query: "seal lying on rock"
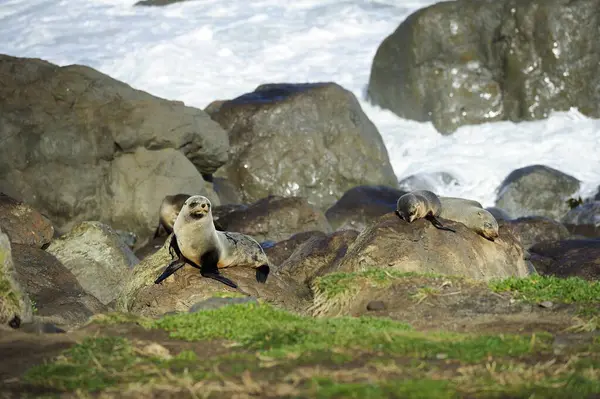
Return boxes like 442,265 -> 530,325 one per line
396,190 -> 456,232
438,197 -> 499,241
153,194 -> 191,238
154,195 -> 270,288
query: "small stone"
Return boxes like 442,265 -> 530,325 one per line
436,353 -> 448,360
19,322 -> 66,334
366,300 -> 386,311
188,297 -> 257,313
538,301 -> 554,308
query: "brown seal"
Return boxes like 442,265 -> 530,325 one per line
438,197 -> 499,241
395,190 -> 455,232
154,195 -> 270,288
153,194 -> 191,238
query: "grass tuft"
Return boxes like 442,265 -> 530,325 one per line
489,275 -> 600,304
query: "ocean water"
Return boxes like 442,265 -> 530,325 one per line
1,0 -> 599,207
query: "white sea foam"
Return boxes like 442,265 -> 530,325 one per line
1,0 -> 599,207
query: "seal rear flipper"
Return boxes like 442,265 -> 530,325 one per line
425,214 -> 456,233
255,265 -> 270,283
153,224 -> 163,239
201,271 -> 238,289
155,259 -> 186,284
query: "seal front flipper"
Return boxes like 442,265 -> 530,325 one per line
425,214 -> 456,233
168,234 -> 181,259
155,259 -> 186,284
255,265 -> 270,283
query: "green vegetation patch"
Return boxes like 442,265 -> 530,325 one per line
23,336 -> 201,391
307,377 -> 456,399
152,302 -> 549,362
490,275 -> 600,304
312,269 -> 451,301
0,250 -> 22,321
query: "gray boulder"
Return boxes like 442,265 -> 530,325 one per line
0,54 -> 226,242
502,216 -> 571,250
367,0 -> 600,133
46,221 -> 139,305
214,195 -> 332,243
11,244 -> 107,329
495,165 -> 580,220
208,82 -> 398,209
325,185 -> 406,231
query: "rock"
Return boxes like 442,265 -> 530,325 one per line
212,177 -> 243,205
208,82 -> 398,209
18,321 -> 66,334
595,186 -> 600,201
366,301 -> 386,311
0,229 -> 33,326
214,195 -> 332,243
398,172 -> 459,192
367,0 -> 600,133
277,230 -> 360,284
11,244 -> 107,329
502,216 -> 571,250
485,207 -> 512,222
0,193 -> 54,248
263,231 -> 327,267
495,165 -> 580,220
115,229 -> 138,249
562,201 -> 600,227
325,185 -> 406,231
116,237 -> 312,317
188,297 -> 258,313
529,239 -> 600,280
0,54 -> 227,243
45,221 -> 139,305
334,213 -> 530,280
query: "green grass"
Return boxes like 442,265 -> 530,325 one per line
307,378 -> 456,399
490,275 -> 600,304
152,302 -> 550,362
312,269 -> 450,300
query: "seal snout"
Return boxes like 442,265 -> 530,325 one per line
185,196 -> 211,219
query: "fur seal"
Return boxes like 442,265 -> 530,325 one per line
153,194 -> 191,238
438,197 -> 499,241
395,190 -> 455,232
154,195 -> 270,288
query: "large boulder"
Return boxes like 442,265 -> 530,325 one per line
0,230 -> 33,327
495,165 -> 580,220
529,239 -> 600,280
11,244 -> 107,329
46,222 -> 139,305
116,236 -> 312,317
0,193 -> 54,248
214,195 -> 332,243
334,213 -> 531,280
0,54 -> 226,242
562,201 -> 600,227
502,216 -> 571,250
207,82 -> 398,209
263,230 -> 327,267
277,230 -> 360,284
367,0 -> 600,133
325,185 -> 406,231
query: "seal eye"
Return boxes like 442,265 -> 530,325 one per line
188,201 -> 198,209
201,203 -> 208,209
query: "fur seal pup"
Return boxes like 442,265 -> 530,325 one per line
154,195 -> 270,288
395,190 -> 456,232
153,194 -> 191,238
438,197 -> 499,241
